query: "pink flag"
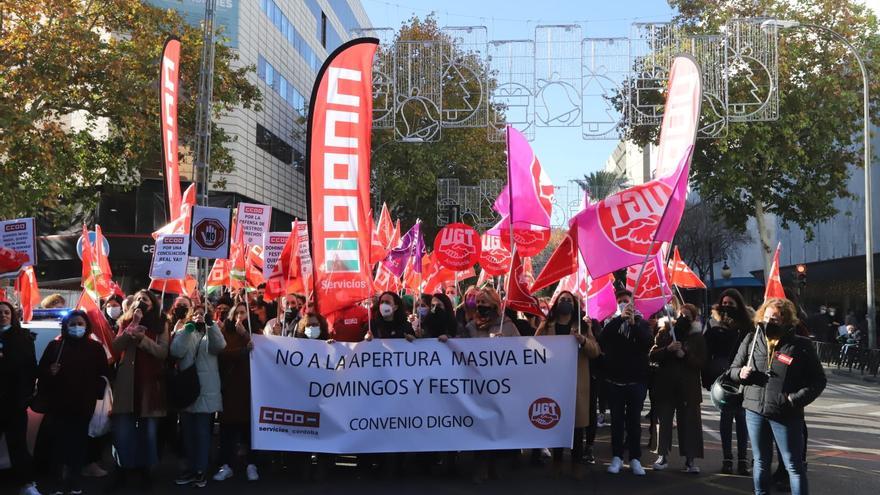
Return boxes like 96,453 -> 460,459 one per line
626,253 -> 672,318
587,273 -> 618,322
492,126 -> 553,256
573,147 -> 693,278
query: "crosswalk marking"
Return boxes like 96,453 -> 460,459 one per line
825,402 -> 866,409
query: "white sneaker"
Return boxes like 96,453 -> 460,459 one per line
20,483 -> 42,495
683,461 -> 701,474
540,447 -> 552,458
652,456 -> 668,471
631,459 -> 646,476
213,464 -> 234,481
246,464 -> 259,481
607,456 -> 623,474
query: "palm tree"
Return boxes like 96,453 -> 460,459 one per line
574,170 -> 630,201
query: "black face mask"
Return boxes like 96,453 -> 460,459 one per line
284,309 -> 297,322
476,305 -> 494,318
557,301 -> 574,316
674,316 -> 692,336
763,321 -> 785,339
173,306 -> 189,320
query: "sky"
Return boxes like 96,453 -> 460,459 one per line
360,0 -> 676,190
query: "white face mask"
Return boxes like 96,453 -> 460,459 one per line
106,306 -> 122,319
379,303 -> 394,317
304,325 -> 321,339
68,325 -> 87,338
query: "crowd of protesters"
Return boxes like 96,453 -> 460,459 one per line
0,282 -> 828,495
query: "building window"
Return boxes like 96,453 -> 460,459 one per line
256,124 -> 294,165
321,12 -> 328,48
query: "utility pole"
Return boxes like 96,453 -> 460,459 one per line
194,0 -> 217,288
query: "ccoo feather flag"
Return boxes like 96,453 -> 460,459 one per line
764,242 -> 786,300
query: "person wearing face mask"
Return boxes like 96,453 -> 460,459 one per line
409,294 -> 432,337
369,291 -> 416,341
599,289 -> 653,476
649,303 -> 707,474
704,289 -> 753,475
264,293 -> 304,337
420,293 -> 460,340
212,294 -> 234,327
108,289 -> 169,492
455,286 -> 479,328
0,301 -> 41,495
535,291 -> 600,480
729,298 -> 826,495
168,296 -> 193,333
460,287 -> 518,483
36,310 -> 110,495
171,305 -> 226,488
102,295 -> 124,334
215,303 -> 261,483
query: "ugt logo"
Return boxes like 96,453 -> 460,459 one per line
529,397 -> 561,430
597,181 -> 672,256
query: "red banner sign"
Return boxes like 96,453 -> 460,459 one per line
308,38 -> 378,316
479,233 -> 511,276
434,223 -> 481,271
160,37 -> 182,220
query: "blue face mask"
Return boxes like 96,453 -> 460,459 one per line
0,324 -> 11,333
68,325 -> 86,338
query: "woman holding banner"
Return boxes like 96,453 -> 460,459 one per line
368,292 -> 415,341
214,302 -> 261,483
461,287 -> 519,484
729,298 -> 826,495
535,291 -> 600,480
170,305 -> 226,488
419,293 -> 460,339
108,289 -> 169,492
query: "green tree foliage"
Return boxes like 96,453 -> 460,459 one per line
370,15 -> 507,239
0,0 -> 261,223
617,0 -> 880,272
574,170 -> 630,200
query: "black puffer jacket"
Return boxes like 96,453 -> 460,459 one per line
728,326 -> 826,420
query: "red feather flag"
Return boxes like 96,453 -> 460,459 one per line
504,249 -> 544,317
15,266 -> 40,323
76,290 -> 119,363
530,228 -> 578,293
667,246 -> 706,289
764,242 -> 786,300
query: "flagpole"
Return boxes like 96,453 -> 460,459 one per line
160,280 -> 167,313
632,238 -> 659,297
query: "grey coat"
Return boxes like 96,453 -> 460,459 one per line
170,323 -> 226,414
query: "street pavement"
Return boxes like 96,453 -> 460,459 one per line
4,366 -> 878,494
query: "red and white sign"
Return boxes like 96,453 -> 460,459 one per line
236,202 -> 272,247
776,353 -> 794,366
479,233 -> 512,276
308,39 -> 378,316
160,38 -> 182,220
434,223 -> 481,271
150,234 -> 190,280
597,180 -> 674,257
529,397 -> 562,430
0,217 -> 36,270
262,231 -> 291,281
189,205 -> 231,259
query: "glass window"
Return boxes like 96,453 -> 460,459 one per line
279,77 -> 287,100
261,0 -> 268,14
266,63 -> 274,89
257,55 -> 265,80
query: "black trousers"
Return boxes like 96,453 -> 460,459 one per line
0,409 -> 34,486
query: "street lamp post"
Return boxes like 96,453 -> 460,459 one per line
763,19 -> 876,348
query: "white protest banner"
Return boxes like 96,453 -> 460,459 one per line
295,222 -> 312,278
236,203 -> 271,247
262,231 -> 290,280
150,234 -> 189,280
250,335 -> 576,453
0,217 -> 37,267
190,205 -> 232,258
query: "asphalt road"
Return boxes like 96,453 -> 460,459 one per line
4,366 -> 878,495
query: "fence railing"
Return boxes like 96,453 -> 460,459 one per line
813,341 -> 880,378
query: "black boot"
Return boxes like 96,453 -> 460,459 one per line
139,467 -> 153,491
737,459 -> 751,476
722,459 -> 733,474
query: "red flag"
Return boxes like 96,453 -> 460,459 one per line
229,228 -> 247,290
0,288 -> 6,302
373,262 -> 401,294
626,253 -> 673,317
369,214 -> 389,265
391,220 -> 401,250
246,245 -> 265,289
504,249 -> 544,317
764,242 -> 786,300
308,38 -> 378,316
76,291 -> 118,363
265,223 -> 298,299
477,268 -> 492,288
15,266 -> 40,323
206,258 -> 231,295
149,276 -> 197,296
530,228 -> 578,293
376,203 -> 394,247
667,246 -> 706,289
81,226 -> 113,299
160,37 -> 182,220
152,184 -> 196,239
0,246 -> 29,274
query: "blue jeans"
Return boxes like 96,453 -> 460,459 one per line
111,414 -> 159,468
721,406 -> 749,460
606,382 -> 648,460
181,412 -> 213,473
745,410 -> 808,495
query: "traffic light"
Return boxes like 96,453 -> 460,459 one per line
796,264 -> 807,288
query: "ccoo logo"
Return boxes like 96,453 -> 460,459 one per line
528,397 -> 561,430
597,181 -> 672,256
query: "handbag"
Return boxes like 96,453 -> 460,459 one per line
167,332 -> 202,410
88,376 -> 113,438
710,326 -> 760,411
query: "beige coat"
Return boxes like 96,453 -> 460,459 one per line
111,325 -> 170,418
536,319 -> 600,428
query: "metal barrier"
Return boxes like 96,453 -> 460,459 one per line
813,341 -> 880,378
